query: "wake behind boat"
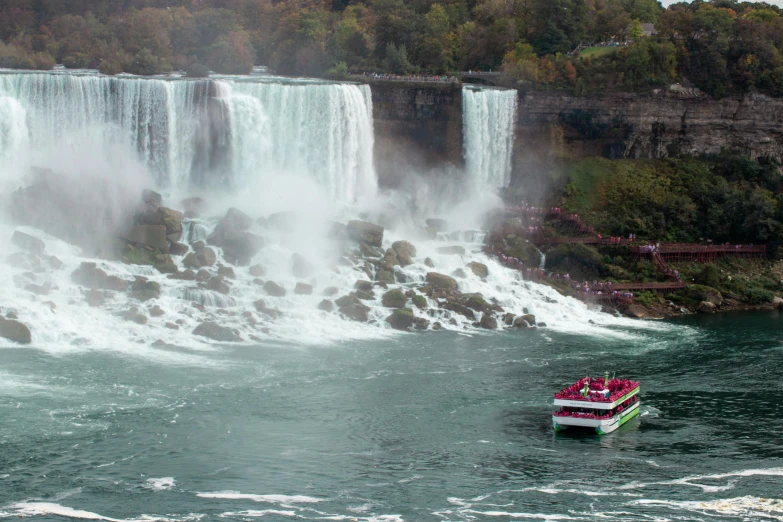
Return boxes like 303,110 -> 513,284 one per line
553,374 -> 640,435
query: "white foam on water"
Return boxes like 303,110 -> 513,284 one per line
7,502 -> 194,522
196,492 -> 324,504
619,467 -> 783,493
218,511 -> 298,518
631,496 -> 783,520
145,477 -> 176,491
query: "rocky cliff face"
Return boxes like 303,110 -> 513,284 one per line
369,81 -> 783,191
515,90 -> 783,162
369,82 -> 463,187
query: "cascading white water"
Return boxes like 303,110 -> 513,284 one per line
224,81 -> 376,202
462,86 -> 518,190
0,72 -> 376,201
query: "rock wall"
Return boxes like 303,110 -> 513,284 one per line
514,90 -> 783,162
368,81 -> 783,191
369,82 -> 463,187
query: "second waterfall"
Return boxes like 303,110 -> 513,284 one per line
462,86 -> 518,191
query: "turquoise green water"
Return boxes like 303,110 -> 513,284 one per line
1,311 -> 782,521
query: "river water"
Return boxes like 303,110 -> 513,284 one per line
1,310 -> 781,521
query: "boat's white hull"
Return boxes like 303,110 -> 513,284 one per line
553,401 -> 641,435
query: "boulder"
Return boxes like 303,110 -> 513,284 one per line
12,230 -> 45,255
318,299 -> 334,312
412,295 -> 428,309
424,257 -> 435,268
436,246 -> 465,256
624,304 -> 663,320
354,280 -> 374,291
687,285 -> 723,307
339,303 -> 370,322
122,225 -> 169,252
154,255 -> 178,274
697,301 -> 717,313
355,290 -> 375,300
347,220 -> 384,248
263,281 -> 286,297
165,322 -> 179,330
514,314 -> 537,328
0,317 -> 32,344
131,277 -> 161,301
426,272 -> 458,292
169,241 -> 189,256
197,247 -> 217,267
295,282 -> 314,295
72,262 -> 131,291
360,242 -> 381,258
183,252 -> 201,269
208,208 -> 262,265
467,262 -> 489,279
142,188 -> 162,208
382,289 -> 407,308
503,313 -> 515,326
149,305 -> 165,317
335,294 -> 359,307
206,275 -> 231,295
466,294 -> 490,312
217,266 -> 236,279
121,309 -> 148,325
479,314 -> 498,329
291,253 -> 314,279
391,241 -> 417,266
253,299 -> 282,318
376,269 -> 395,284
452,268 -> 467,279
191,241 -> 206,253
323,286 -> 339,297
181,197 -> 207,214
25,282 -> 50,296
443,301 -> 475,320
193,322 -> 243,342
134,206 -> 183,242
48,256 -> 64,270
413,317 -> 430,330
249,264 -> 266,277
196,269 -> 211,282
386,308 -> 414,330
222,233 -> 264,266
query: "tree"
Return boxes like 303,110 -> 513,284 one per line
629,19 -> 644,40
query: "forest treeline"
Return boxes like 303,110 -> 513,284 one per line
1,0 -> 783,97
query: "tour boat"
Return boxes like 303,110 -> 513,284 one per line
552,374 -> 640,435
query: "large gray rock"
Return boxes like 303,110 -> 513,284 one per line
122,225 -> 169,252
264,281 -> 286,297
697,301 -> 717,313
391,241 -> 417,266
443,301 -> 475,320
386,308 -> 414,330
197,247 -> 217,267
480,314 -> 498,329
347,220 -> 384,248
136,206 -> 183,242
72,262 -> 131,291
193,322 -> 243,342
382,289 -> 407,308
208,208 -> 262,265
12,230 -> 45,255
0,317 -> 31,344
467,262 -> 489,279
426,272 -> 458,292
295,282 -> 314,295
318,299 -> 334,312
339,303 -> 370,322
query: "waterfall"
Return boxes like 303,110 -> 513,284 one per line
462,86 -> 517,190
0,72 -> 376,201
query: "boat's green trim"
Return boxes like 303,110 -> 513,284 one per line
615,386 -> 640,404
595,404 -> 641,435
554,422 -> 565,432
